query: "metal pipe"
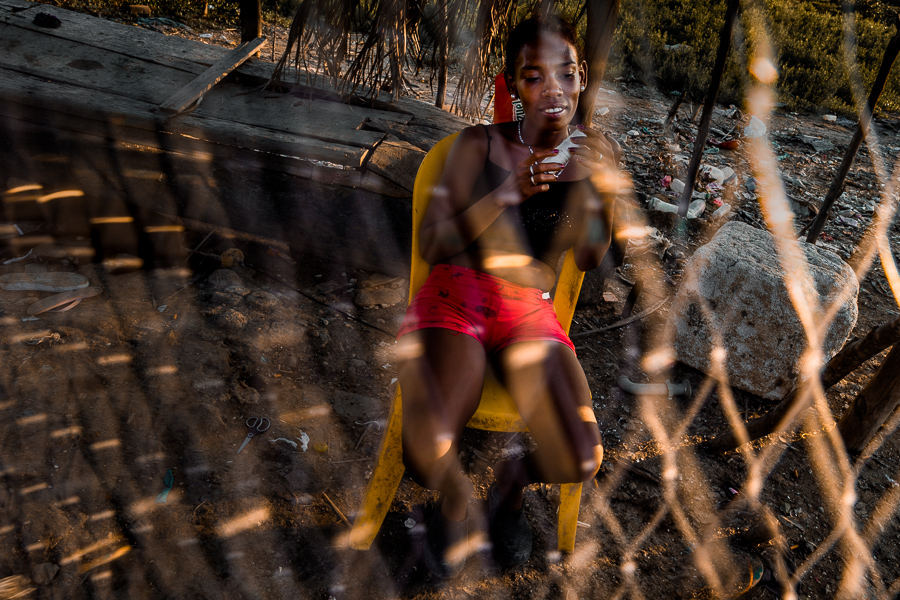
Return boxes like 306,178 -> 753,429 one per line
617,376 -> 691,398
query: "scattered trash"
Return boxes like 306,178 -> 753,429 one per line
199,32 -> 212,38
314,442 -> 328,453
158,304 -> 167,313
597,107 -> 610,116
648,197 -> 705,219
297,432 -> 310,451
721,167 -> 737,185
155,469 -> 174,503
743,115 -> 767,138
745,177 -> 757,192
404,518 -> 416,528
823,114 -> 837,122
33,12 -> 62,27
626,129 -> 640,137
708,138 -> 740,150
0,272 -> 89,292
700,164 -> 725,184
617,375 -> 692,399
2,248 -> 32,264
712,203 -> 732,220
712,197 -> 724,207
270,437 -> 298,449
27,286 -> 103,315
669,179 -> 685,194
660,175 -> 672,189
237,416 -> 271,454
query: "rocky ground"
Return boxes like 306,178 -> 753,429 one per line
2,7 -> 900,600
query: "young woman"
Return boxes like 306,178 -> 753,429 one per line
395,15 -> 619,576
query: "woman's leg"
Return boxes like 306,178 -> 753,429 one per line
397,328 -> 486,521
493,341 -> 603,509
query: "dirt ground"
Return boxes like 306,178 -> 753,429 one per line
3,9 -> 900,600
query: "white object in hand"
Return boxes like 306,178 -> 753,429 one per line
542,130 -> 587,165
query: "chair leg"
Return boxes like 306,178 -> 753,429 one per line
557,482 -> 583,553
349,390 -> 405,550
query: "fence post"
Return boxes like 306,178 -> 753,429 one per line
240,0 -> 261,45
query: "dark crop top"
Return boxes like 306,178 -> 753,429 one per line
471,125 -> 591,262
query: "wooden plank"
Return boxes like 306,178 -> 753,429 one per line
365,134 -> 427,193
160,37 -> 266,114
361,116 -> 448,151
0,66 -> 368,167
0,2 -> 215,74
0,22 -> 198,105
195,82 -> 385,148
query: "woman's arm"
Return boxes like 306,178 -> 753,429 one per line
567,128 -> 621,272
419,126 -> 560,265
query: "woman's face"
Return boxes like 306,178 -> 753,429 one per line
510,33 -> 585,133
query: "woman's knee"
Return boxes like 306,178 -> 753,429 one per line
401,433 -> 457,490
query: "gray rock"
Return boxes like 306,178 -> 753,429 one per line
354,287 -> 404,308
668,221 -> 858,400
31,563 -> 59,585
207,269 -> 243,290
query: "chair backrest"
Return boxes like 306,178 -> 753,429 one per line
409,132 -> 585,335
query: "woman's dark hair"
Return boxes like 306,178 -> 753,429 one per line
504,15 -> 581,76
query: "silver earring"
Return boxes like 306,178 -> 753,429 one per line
580,85 -> 585,92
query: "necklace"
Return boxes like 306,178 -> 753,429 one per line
517,120 -> 534,154
517,120 -> 571,155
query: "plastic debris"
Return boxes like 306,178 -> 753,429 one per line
2,248 -> 32,264
270,437 -> 299,449
823,114 -> 837,122
648,197 -> 706,219
712,203 -> 732,220
297,432 -> 310,451
597,107 -> 610,116
743,115 -> 767,138
404,518 -> 416,528
155,469 -> 174,503
670,179 -> 686,194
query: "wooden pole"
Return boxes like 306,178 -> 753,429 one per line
239,0 -> 261,45
575,0 -> 620,126
703,316 -> 900,453
838,344 -> 900,455
805,16 -> 900,244
434,0 -> 448,109
676,0 -> 739,217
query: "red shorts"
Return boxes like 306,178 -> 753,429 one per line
397,264 -> 576,354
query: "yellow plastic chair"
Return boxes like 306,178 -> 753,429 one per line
349,132 -> 587,552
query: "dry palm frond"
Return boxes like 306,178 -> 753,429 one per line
343,0 -> 409,100
451,0 -> 516,118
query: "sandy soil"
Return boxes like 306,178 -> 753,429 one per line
3,9 -> 900,600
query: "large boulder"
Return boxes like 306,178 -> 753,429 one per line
668,221 -> 858,400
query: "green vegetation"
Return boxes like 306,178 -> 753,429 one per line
608,0 -> 900,115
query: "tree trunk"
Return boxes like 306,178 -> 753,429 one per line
838,344 -> 900,455
806,16 -> 900,244
240,0 -> 261,44
434,0 -> 448,109
575,0 -> 620,126
676,0 -> 739,217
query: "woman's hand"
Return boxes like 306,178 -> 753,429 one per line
496,148 -> 564,206
568,126 -> 621,194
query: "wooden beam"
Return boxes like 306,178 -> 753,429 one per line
159,37 -> 267,114
838,344 -> 900,455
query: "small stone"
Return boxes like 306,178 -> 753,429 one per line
232,381 -> 260,404
32,563 -> 59,585
215,308 -> 248,330
207,269 -> 243,290
354,287 -> 404,308
245,290 -> 278,310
